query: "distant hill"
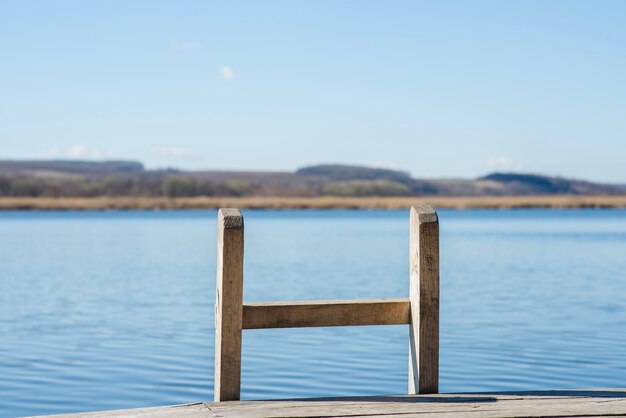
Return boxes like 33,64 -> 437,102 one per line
297,164 -> 412,183
297,166 -> 625,196
0,160 -> 144,178
0,160 -> 623,198
479,172 -> 625,195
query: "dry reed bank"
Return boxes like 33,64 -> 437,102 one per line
1,195 -> 626,210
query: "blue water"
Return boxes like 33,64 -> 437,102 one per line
1,209 -> 626,417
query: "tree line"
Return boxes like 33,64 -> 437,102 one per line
0,174 -> 258,197
0,173 -> 420,198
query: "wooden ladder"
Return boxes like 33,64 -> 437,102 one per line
214,206 -> 440,401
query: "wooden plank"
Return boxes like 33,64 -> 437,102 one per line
242,298 -> 410,329
39,389 -> 626,417
37,403 -> 211,418
214,208 -> 244,402
202,394 -> 626,418
408,205 -> 439,395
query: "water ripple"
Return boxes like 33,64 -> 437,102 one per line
1,209 -> 626,416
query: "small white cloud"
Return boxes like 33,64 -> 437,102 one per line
371,161 -> 399,170
151,147 -> 201,160
169,41 -> 202,51
45,145 -> 113,160
68,145 -> 88,158
486,155 -> 524,172
221,66 -> 235,81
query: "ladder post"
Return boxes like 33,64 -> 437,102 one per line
408,205 -> 440,394
214,208 -> 244,401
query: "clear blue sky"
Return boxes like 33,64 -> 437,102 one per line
1,1 -> 625,182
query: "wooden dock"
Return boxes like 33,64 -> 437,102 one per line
39,389 -> 626,417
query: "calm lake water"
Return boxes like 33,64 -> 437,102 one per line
1,209 -> 626,417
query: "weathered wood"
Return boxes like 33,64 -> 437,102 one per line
242,298 -> 410,329
408,205 -> 439,395
214,209 -> 244,402
211,206 -> 438,401
39,389 -> 626,417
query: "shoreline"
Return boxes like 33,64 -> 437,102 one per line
1,195 -> 626,210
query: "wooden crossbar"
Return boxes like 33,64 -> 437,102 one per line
243,298 -> 410,329
213,206 -> 440,402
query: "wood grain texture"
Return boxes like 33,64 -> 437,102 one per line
242,298 -> 410,329
214,209 -> 244,402
408,205 -> 439,395
39,389 -> 626,417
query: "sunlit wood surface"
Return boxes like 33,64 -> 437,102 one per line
39,389 -> 626,417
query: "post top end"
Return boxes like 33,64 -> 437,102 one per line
218,208 -> 244,229
411,205 -> 438,224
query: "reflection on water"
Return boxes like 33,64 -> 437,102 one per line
1,209 -> 626,416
